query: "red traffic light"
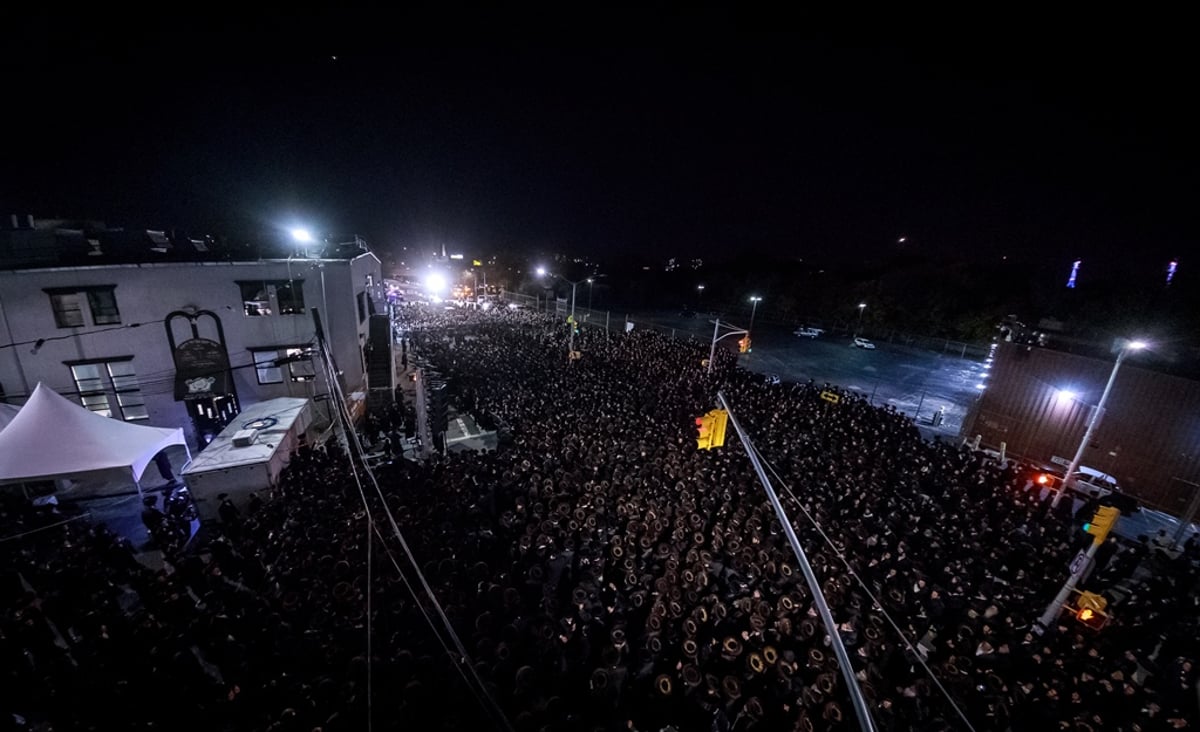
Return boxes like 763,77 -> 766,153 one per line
1037,473 -> 1051,485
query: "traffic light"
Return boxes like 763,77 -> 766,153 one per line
708,409 -> 727,448
696,415 -> 712,449
695,409 -> 729,450
1082,506 -> 1120,546
1072,591 -> 1109,630
738,336 -> 751,354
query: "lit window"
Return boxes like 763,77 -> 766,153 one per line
253,350 -> 284,384
68,358 -> 147,421
238,280 -> 305,316
251,347 -> 314,385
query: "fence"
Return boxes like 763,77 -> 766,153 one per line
501,291 -> 710,342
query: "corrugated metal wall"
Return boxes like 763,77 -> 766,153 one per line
966,343 -> 1200,513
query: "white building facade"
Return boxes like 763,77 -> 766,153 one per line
0,253 -> 385,447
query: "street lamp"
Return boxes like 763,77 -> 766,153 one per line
708,319 -> 749,374
291,228 -> 314,244
748,296 -> 762,334
1050,339 -> 1147,508
586,274 -> 607,311
697,284 -> 706,307
538,268 -> 598,360
855,302 -> 867,337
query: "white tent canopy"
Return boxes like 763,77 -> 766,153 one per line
0,402 -> 19,433
0,382 -> 189,485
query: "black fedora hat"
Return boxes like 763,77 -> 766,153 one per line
823,701 -> 843,722
722,637 -> 743,657
748,652 -> 765,674
590,668 -> 608,690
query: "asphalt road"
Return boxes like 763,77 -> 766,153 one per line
627,312 -> 990,438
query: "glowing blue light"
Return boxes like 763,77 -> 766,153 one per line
1066,259 -> 1081,289
1167,260 -> 1178,286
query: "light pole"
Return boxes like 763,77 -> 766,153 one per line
855,302 -> 866,337
538,267 -> 597,360
748,296 -> 762,334
585,274 -> 607,313
1051,339 -> 1147,508
697,284 -> 705,308
708,319 -> 749,374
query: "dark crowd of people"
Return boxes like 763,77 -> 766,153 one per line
2,305 -> 1198,732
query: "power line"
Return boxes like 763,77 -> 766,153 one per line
0,319 -> 170,352
717,389 -> 877,732
314,329 -> 514,732
751,441 -> 980,732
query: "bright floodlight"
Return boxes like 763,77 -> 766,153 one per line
858,302 -> 867,309
1056,389 -> 1077,402
750,295 -> 762,302
536,267 -> 547,277
425,273 -> 447,293
291,228 -> 314,243
1127,340 -> 1148,350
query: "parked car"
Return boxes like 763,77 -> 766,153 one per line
1068,469 -> 1120,499
794,327 -> 822,338
851,337 -> 876,349
1034,465 -> 1126,502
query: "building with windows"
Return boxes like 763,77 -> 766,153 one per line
0,220 -> 390,446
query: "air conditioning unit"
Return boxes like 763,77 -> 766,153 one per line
232,429 -> 260,447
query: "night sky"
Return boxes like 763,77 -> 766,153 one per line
2,11 -> 1194,276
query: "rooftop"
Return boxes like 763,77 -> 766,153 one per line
0,215 -> 370,271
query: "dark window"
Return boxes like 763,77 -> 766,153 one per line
357,292 -> 367,324
86,288 -> 121,324
277,281 -> 306,314
46,286 -> 120,328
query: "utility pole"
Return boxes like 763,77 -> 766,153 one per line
1037,506 -> 1120,632
708,319 -> 748,374
1052,340 -> 1146,508
568,281 -> 577,357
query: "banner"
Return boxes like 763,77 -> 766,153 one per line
173,338 -> 232,400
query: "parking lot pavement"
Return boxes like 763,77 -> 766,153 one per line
623,312 -> 987,435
